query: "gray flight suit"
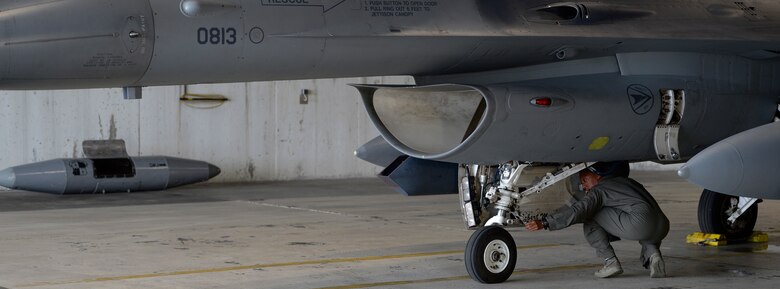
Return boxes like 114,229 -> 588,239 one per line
544,175 -> 669,267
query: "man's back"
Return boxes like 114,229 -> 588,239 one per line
591,176 -> 666,218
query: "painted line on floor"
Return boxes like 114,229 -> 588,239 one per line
240,201 -> 361,218
314,263 -> 602,289
16,244 -> 561,287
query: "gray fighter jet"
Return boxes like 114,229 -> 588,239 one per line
1,0 -> 779,283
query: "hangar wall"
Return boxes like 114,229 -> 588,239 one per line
0,75 -> 674,184
0,76 -> 414,182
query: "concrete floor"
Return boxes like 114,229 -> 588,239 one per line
0,171 -> 779,289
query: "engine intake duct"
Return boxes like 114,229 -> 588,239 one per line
353,84 -> 489,159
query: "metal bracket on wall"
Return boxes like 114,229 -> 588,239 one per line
123,86 -> 142,100
300,89 -> 310,104
179,85 -> 229,109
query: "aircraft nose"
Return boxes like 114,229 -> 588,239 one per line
0,167 -> 16,189
207,164 -> 221,179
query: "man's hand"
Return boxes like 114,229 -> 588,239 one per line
525,219 -> 545,231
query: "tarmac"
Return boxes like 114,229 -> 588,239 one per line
0,171 -> 779,289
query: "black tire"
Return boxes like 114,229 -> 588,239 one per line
698,189 -> 758,240
465,226 -> 517,284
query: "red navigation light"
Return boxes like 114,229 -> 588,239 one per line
531,97 -> 553,107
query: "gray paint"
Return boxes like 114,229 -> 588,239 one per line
0,0 -> 155,89
378,156 -> 458,196
415,56 -> 621,86
354,136 -> 403,168
0,1 -> 779,88
0,156 -> 220,194
359,53 -> 779,164
678,121 -> 780,199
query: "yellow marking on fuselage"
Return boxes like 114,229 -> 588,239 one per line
588,137 -> 610,150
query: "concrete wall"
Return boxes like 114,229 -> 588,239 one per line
0,76 -> 414,182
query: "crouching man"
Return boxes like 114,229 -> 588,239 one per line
525,162 -> 669,278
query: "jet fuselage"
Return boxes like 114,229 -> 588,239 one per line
0,0 -> 778,89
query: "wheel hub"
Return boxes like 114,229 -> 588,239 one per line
491,251 -> 502,261
484,240 -> 510,273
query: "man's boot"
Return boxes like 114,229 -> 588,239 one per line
649,253 -> 666,278
594,257 -> 623,278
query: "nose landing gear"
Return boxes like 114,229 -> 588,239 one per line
460,162 -> 588,283
465,226 -> 517,283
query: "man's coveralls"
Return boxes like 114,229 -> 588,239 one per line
543,175 -> 669,267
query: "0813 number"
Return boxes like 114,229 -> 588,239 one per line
197,27 -> 237,45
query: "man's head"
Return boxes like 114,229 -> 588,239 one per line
579,170 -> 602,192
579,161 -> 631,192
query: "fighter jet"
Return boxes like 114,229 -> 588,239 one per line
1,0 -> 779,284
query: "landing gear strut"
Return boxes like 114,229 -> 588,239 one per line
698,189 -> 759,240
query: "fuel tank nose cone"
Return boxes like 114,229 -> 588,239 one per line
208,164 -> 221,179
0,168 -> 15,189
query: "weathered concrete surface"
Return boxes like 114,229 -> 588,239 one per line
0,171 -> 778,289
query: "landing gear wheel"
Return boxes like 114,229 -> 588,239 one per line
465,226 -> 517,284
698,189 -> 758,240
